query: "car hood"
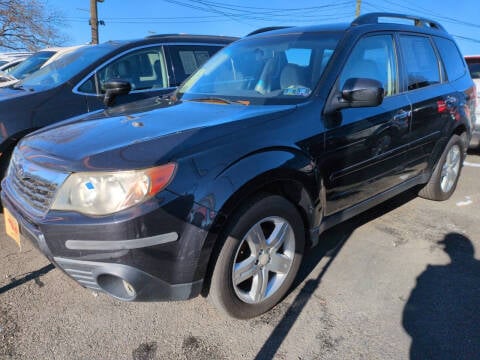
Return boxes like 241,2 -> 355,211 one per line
0,85 -> 37,98
19,99 -> 297,172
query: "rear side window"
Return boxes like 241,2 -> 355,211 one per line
434,37 -> 466,81
167,45 -> 222,86
399,35 -> 440,90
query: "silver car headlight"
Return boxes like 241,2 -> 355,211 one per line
51,163 -> 176,216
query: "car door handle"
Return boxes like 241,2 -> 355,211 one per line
393,110 -> 411,121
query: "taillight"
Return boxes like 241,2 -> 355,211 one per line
437,100 -> 447,113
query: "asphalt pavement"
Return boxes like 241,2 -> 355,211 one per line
1,152 -> 479,360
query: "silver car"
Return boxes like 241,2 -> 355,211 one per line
466,55 -> 480,148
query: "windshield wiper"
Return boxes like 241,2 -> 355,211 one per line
11,83 -> 34,91
186,97 -> 249,105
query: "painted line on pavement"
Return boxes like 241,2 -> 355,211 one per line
464,161 -> 480,168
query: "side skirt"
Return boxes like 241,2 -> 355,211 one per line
309,173 -> 430,247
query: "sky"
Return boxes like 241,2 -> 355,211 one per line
47,0 -> 480,55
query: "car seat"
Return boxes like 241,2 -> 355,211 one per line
280,63 -> 308,88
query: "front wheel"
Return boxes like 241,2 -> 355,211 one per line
419,134 -> 465,201
208,195 -> 305,319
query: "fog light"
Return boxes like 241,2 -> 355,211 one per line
97,274 -> 137,300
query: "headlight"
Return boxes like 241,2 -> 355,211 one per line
51,163 -> 176,216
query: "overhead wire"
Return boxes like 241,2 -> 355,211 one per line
64,0 -> 355,25
63,0 -> 479,47
362,0 -> 480,46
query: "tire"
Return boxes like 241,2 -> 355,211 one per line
419,134 -> 465,201
208,194 -> 305,319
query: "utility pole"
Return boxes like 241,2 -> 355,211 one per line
90,0 -> 104,44
355,0 -> 361,17
90,0 -> 99,44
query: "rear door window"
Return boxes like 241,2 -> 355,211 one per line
166,45 -> 223,86
399,35 -> 440,90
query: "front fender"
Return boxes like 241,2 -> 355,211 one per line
168,147 -> 319,231
166,148 -> 321,289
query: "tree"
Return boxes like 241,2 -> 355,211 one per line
0,0 -> 67,51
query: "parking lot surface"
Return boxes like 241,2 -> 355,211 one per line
1,153 -> 479,360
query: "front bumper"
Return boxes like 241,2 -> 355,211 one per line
53,257 -> 202,301
1,188 -> 212,301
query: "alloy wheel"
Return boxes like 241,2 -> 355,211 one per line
231,216 -> 295,304
440,144 -> 461,193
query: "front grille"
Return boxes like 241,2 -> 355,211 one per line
10,165 -> 58,212
6,150 -> 69,215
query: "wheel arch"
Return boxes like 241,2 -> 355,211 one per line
451,123 -> 468,151
427,123 -> 468,173
196,148 -> 322,296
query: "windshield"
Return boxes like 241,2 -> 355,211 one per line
178,31 -> 341,105
17,44 -> 117,90
10,51 -> 55,80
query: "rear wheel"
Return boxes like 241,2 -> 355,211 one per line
208,195 -> 305,319
419,134 -> 464,201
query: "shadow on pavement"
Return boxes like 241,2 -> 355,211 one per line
0,263 -> 54,295
402,232 -> 480,359
254,188 -> 419,360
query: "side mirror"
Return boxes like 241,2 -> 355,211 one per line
103,80 -> 132,107
328,78 -> 384,113
342,78 -> 384,106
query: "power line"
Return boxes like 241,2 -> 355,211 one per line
65,1 -> 356,25
367,0 -> 480,29
452,35 -> 480,45
161,0 -> 354,20
66,0 -> 479,47
362,0 -> 480,45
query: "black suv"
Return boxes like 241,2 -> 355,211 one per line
0,34 -> 236,175
2,13 -> 475,318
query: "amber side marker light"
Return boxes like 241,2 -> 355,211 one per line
146,163 -> 177,196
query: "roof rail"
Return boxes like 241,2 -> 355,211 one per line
246,26 -> 292,36
145,34 -> 187,39
351,12 -> 445,31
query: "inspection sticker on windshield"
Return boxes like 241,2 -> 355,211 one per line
283,86 -> 311,96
